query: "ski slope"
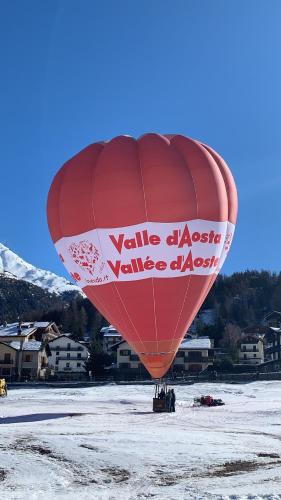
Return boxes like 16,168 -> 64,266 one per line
1,382 -> 281,499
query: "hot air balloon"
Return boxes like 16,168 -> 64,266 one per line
47,134 -> 237,379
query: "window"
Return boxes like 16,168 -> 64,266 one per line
176,351 -> 184,358
253,345 -> 257,351
189,363 -> 202,373
4,353 -> 11,363
56,351 -> 59,355
130,354 -> 139,361
244,354 -> 247,359
77,353 -> 81,359
120,350 -> 130,356
253,353 -> 257,358
55,359 -> 59,365
66,362 -> 70,368
67,343 -> 71,350
242,345 -> 246,351
187,351 -> 203,361
67,353 -> 70,358
24,354 -> 31,362
77,362 -> 81,368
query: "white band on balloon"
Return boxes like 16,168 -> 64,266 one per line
55,220 -> 235,287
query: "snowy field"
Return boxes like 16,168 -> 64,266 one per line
1,382 -> 281,499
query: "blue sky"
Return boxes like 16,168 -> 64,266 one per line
0,0 -> 280,278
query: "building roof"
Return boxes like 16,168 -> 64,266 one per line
103,331 -> 122,337
264,311 -> 281,320
111,336 -> 212,352
34,322 -> 51,328
6,340 -> 44,351
240,335 -> 263,344
0,323 -> 36,337
179,337 -> 211,350
0,321 -> 59,338
100,325 -> 119,335
47,335 -> 88,349
110,339 -> 127,350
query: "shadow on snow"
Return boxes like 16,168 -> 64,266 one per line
0,412 -> 85,424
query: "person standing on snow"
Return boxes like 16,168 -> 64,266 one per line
170,389 -> 176,412
166,389 -> 172,412
159,388 -> 165,400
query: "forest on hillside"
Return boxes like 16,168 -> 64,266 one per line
1,270 -> 281,349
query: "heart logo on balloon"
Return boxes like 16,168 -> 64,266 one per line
68,240 -> 100,276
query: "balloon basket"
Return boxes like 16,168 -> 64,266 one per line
152,381 -> 170,413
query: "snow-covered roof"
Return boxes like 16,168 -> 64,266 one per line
48,334 -> 87,347
179,338 -> 211,350
0,323 -> 36,337
100,325 -> 119,335
111,337 -> 212,352
264,311 -> 281,319
34,322 -> 51,328
7,340 -> 43,351
110,339 -> 127,350
103,331 -> 122,337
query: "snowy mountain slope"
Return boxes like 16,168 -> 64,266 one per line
0,243 -> 82,295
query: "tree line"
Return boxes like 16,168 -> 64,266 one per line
2,270 -> 281,362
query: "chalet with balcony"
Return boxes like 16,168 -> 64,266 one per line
100,325 -> 123,354
261,313 -> 281,361
264,311 -> 281,328
0,340 -> 50,381
263,327 -> 281,361
173,337 -> 214,373
111,336 -> 213,378
238,335 -> 264,365
48,335 -> 89,379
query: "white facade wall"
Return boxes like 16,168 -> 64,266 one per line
239,341 -> 264,364
117,343 -> 137,368
48,336 -> 89,374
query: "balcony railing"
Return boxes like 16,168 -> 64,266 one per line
63,367 -> 72,371
54,356 -> 87,361
50,347 -> 84,352
0,360 -> 13,365
241,349 -> 258,353
184,356 -> 211,363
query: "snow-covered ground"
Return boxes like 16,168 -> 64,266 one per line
1,382 -> 281,499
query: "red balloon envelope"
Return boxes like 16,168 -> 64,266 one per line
47,134 -> 238,378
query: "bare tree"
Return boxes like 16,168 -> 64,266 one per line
220,323 -> 242,361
